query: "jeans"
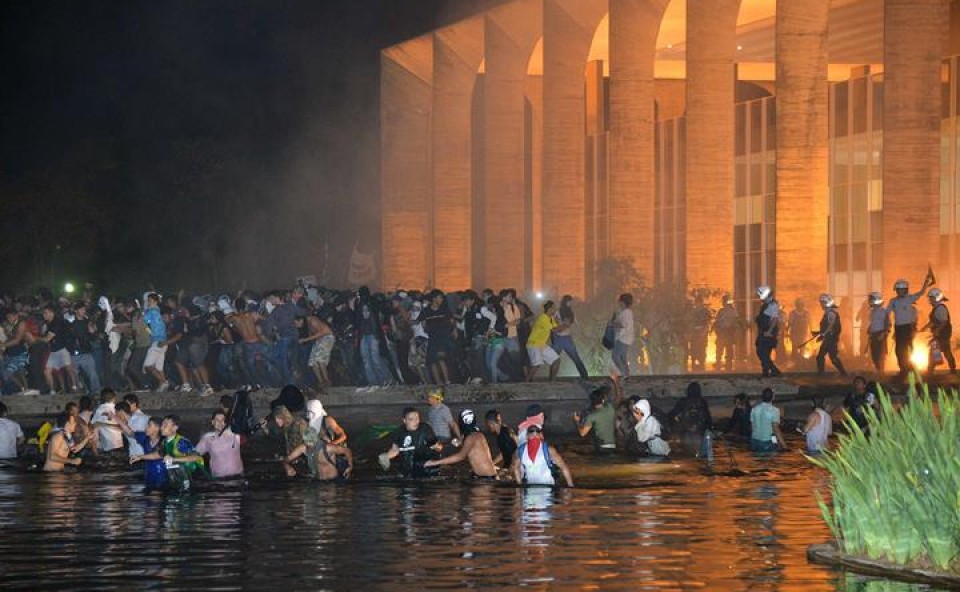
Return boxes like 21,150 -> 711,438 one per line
360,334 -> 392,385
243,342 -> 279,387
71,352 -> 101,395
750,438 -> 777,453
503,336 -> 522,380
551,334 -> 588,379
612,341 -> 631,377
486,340 -> 508,383
816,337 -> 846,375
270,337 -> 297,385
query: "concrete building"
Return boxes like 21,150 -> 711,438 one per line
381,0 -> 960,353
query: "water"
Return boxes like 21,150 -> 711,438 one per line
0,441 -> 944,591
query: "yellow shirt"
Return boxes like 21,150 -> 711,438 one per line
527,313 -> 556,348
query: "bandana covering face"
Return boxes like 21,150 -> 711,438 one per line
526,435 -> 542,461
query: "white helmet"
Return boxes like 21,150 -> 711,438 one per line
868,292 -> 883,306
722,294 -> 733,305
818,293 -> 835,308
929,288 -> 946,303
894,279 -> 909,291
756,286 -> 772,301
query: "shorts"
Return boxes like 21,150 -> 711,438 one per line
309,334 -> 335,366
176,337 -> 208,368
409,337 -> 428,368
526,345 -> 559,367
2,352 -> 28,376
427,335 -> 455,364
143,343 -> 168,372
45,348 -> 72,371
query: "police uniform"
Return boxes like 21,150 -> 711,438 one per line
816,307 -> 846,375
713,305 -> 738,371
889,290 -> 924,377
929,301 -> 956,374
755,300 -> 781,377
867,306 -> 890,373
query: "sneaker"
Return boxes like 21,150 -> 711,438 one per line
19,389 -> 40,396
155,381 -> 170,393
178,384 -> 193,393
200,385 -> 215,397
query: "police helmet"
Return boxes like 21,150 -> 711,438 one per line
868,292 -> 884,306
894,279 -> 909,291
929,288 -> 946,303
756,286 -> 772,301
818,293 -> 835,308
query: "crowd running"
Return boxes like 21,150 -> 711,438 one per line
1,272 -> 950,397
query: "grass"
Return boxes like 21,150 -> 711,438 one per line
811,382 -> 960,572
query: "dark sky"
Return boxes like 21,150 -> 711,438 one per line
0,0 -> 500,296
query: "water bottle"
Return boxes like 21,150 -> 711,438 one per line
702,430 -> 714,461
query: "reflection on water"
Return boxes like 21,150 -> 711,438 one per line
0,446 -> 944,590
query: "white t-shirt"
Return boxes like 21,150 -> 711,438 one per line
92,403 -> 124,452
0,418 -> 24,459
616,308 -> 635,345
126,410 -> 150,457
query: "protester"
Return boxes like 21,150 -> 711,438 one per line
44,412 -> 84,471
484,409 -> 518,467
802,396 -> 832,454
573,387 -> 617,451
425,389 -> 461,445
630,399 -> 670,457
91,389 -> 124,454
512,422 -> 574,487
378,407 -> 441,478
195,411 -> 244,479
0,402 -> 24,460
424,409 -> 498,479
668,382 -> 713,454
750,388 -> 786,452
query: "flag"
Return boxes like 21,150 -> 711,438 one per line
927,263 -> 937,286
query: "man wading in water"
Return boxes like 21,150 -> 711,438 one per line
424,409 -> 498,479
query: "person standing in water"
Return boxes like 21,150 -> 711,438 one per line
512,423 -> 574,487
424,409 -> 498,479
801,396 -> 832,454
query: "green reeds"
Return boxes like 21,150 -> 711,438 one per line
811,384 -> 960,572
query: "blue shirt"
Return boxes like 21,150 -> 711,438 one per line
143,308 -> 166,343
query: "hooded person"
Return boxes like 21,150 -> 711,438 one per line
631,399 -> 670,457
306,398 -> 347,445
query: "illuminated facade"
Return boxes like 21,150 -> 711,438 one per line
382,0 -> 960,347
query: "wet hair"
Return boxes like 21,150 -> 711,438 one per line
761,388 -> 774,403
100,388 -> 117,403
402,406 -> 418,418
543,300 -> 555,312
734,393 -> 751,408
686,382 -> 702,399
79,396 -> 94,412
56,412 -> 72,428
0,402 -> 6,417
211,410 -> 227,421
853,375 -> 867,387
114,402 -> 131,415
812,395 -> 826,410
148,416 -> 163,429
65,401 -> 79,415
163,414 -> 181,428
484,409 -> 501,424
123,393 -> 140,407
589,387 -> 607,407
619,293 -> 634,307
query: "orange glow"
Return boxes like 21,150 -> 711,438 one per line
911,341 -> 930,373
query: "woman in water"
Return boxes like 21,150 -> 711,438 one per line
631,399 -> 670,457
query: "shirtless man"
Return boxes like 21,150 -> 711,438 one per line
1,308 -> 35,394
424,409 -> 498,479
227,297 -> 271,387
298,314 -> 335,386
284,435 -> 353,481
44,412 -> 84,471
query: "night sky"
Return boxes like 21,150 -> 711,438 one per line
0,0 -> 502,296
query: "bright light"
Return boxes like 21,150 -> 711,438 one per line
64,282 -> 75,294
911,342 -> 930,373
535,292 -> 544,300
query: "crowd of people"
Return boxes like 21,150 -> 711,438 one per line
0,374 -> 882,494
1,274 -> 946,400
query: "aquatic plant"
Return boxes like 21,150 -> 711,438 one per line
812,384 -> 960,572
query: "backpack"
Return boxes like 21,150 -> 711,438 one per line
601,314 -> 616,350
229,389 -> 259,436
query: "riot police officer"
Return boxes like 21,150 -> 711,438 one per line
865,292 -> 889,374
925,288 -> 956,375
814,293 -> 846,376
754,286 -> 781,378
888,276 -> 931,380
713,295 -> 738,372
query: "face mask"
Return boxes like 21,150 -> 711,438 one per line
265,302 -> 276,314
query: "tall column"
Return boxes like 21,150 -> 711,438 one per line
609,0 -> 671,286
775,0 -> 830,308
541,0 -> 607,297
684,0 -> 738,293
481,1 -> 541,290
882,0 -> 948,289
380,37 -> 433,289
432,19 -> 484,291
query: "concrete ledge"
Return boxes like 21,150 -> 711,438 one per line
807,543 -> 960,588
1,375 -> 803,419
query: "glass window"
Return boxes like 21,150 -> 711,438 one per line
835,83 -> 849,138
735,104 -> 746,156
735,225 -> 746,253
766,98 -> 776,149
852,243 -> 867,270
872,78 -> 883,132
852,77 -> 867,135
749,223 -> 762,250
750,101 -> 763,152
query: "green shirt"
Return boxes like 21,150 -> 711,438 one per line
750,402 -> 780,442
586,404 -> 616,447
